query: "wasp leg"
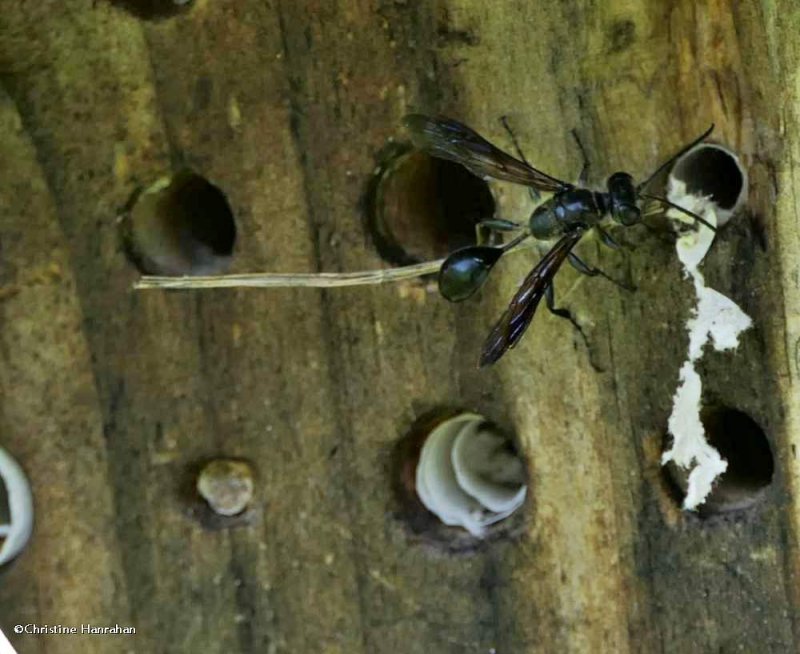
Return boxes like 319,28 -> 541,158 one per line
500,115 -> 542,202
568,253 -> 636,291
479,218 -> 524,232
544,281 -> 574,321
545,282 -> 592,351
595,225 -> 623,250
571,129 -> 591,186
474,222 -> 491,246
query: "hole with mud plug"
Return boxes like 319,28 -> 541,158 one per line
394,409 -> 528,551
664,406 -> 773,514
122,170 -> 236,276
365,144 -> 495,266
189,458 -> 256,530
108,0 -> 193,20
667,142 -> 747,228
0,447 -> 34,568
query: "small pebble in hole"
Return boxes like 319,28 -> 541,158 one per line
366,145 -> 495,266
196,459 -> 255,517
122,170 -> 237,276
393,408 -> 528,551
664,406 -> 773,514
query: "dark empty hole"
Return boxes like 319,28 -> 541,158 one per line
108,0 -> 193,20
123,170 -> 236,276
665,406 -> 773,514
607,18 -> 636,53
671,145 -> 745,210
366,147 -> 495,266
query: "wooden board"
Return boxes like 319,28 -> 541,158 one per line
1,1 -> 799,652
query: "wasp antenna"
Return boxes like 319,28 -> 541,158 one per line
637,124 -> 715,193
639,193 -> 718,232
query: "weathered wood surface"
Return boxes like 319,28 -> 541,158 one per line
1,1 -> 799,652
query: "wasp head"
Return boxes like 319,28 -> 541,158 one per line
607,172 -> 641,226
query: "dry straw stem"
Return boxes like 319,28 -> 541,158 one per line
133,259 -> 444,290
133,240 -> 543,291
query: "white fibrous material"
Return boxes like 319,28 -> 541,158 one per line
669,145 -> 748,228
0,624 -> 18,653
0,447 -> 34,566
416,413 -> 527,536
661,177 -> 752,510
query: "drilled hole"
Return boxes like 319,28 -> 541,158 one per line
122,170 -> 237,276
366,146 -> 495,266
197,459 -> 254,517
393,408 -> 528,551
184,458 -> 257,530
607,18 -> 636,53
0,447 -> 34,567
108,0 -> 193,20
664,406 -> 773,514
668,144 -> 747,225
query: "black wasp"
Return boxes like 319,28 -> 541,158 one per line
404,114 -> 715,367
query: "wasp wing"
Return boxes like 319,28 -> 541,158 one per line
480,229 -> 586,367
404,114 -> 570,192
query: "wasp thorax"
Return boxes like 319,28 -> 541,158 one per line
529,204 -> 557,239
607,172 -> 640,226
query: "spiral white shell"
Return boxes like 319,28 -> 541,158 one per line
0,447 -> 34,566
415,413 -> 527,537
